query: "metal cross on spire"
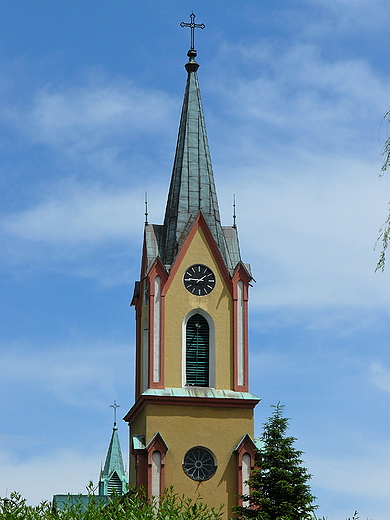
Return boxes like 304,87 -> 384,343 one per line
110,400 -> 120,426
180,13 -> 205,50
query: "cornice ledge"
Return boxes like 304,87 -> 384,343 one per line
123,387 -> 260,424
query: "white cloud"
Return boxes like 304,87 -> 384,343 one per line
3,187 -> 143,243
369,361 -> 390,392
0,180 -> 168,283
206,38 -> 390,311
304,0 -> 390,40
228,164 -> 390,309
2,33 -> 390,309
308,449 -> 390,520
212,41 -> 389,158
11,79 -> 178,147
0,448 -> 105,505
0,341 -> 133,407
2,76 -> 179,180
314,452 -> 390,499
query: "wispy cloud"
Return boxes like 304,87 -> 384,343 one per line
0,179 -> 168,284
210,40 -> 389,166
0,448 -> 106,504
369,361 -> 390,392
308,449 -> 390,520
10,78 -> 178,146
206,38 -> 390,311
3,186 -> 144,243
2,17 -> 390,309
2,76 -> 179,180
228,170 -> 390,309
0,341 -> 133,407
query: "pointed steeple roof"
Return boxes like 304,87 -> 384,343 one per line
99,423 -> 127,495
101,424 -> 125,477
163,49 -> 230,268
141,46 -> 247,278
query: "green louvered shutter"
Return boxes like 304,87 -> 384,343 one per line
107,471 -> 122,495
186,314 -> 209,386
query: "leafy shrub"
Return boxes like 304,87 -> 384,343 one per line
0,488 -> 223,520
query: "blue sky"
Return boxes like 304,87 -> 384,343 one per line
1,1 -> 390,518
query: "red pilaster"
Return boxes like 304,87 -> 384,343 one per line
232,264 -> 251,392
235,434 -> 258,506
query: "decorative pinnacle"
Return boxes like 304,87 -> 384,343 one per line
233,194 -> 237,229
180,13 -> 205,51
144,191 -> 148,225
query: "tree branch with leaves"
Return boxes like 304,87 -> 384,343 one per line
375,108 -> 390,272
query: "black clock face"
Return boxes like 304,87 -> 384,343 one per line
183,447 -> 217,481
183,264 -> 215,296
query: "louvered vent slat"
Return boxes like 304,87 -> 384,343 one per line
186,314 -> 209,386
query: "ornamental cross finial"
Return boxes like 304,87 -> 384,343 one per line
180,13 -> 205,50
110,400 -> 120,425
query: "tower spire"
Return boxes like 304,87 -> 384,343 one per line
99,403 -> 128,496
163,27 -> 232,269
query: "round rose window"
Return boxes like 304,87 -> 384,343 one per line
182,447 -> 217,481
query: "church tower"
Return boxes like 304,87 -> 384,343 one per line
124,17 -> 260,517
99,402 -> 128,496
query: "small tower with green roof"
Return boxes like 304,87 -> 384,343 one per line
53,402 -> 128,509
99,401 -> 128,495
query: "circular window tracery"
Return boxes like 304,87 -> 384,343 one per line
182,446 -> 217,481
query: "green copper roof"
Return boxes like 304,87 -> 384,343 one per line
99,424 -> 127,495
254,437 -> 265,450
53,495 -> 109,511
141,387 -> 260,401
132,434 -> 146,450
162,49 -> 232,269
101,425 -> 125,478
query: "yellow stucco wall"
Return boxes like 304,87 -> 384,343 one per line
163,226 -> 234,390
130,402 -> 255,517
129,223 -> 256,519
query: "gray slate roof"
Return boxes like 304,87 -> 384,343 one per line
144,50 -> 244,276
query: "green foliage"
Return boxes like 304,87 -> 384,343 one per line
234,403 -> 317,520
375,206 -> 390,272
317,511 -> 361,520
0,488 -> 223,520
375,108 -> 390,271
380,108 -> 390,176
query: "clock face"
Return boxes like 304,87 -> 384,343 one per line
183,264 -> 215,296
183,447 -> 217,481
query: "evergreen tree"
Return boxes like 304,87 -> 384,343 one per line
234,403 -> 317,520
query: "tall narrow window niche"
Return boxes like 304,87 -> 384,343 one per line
237,280 -> 245,387
241,453 -> 251,506
186,313 -> 210,386
151,450 -> 161,498
153,276 -> 161,384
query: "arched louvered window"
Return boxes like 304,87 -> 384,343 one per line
107,471 -> 123,495
186,314 -> 209,386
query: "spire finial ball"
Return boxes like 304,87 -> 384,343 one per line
185,49 -> 199,73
